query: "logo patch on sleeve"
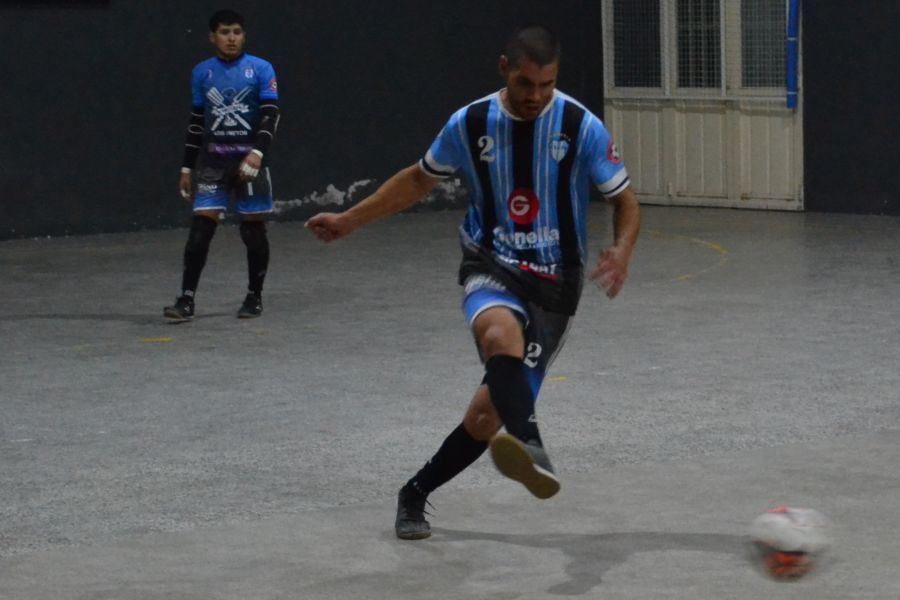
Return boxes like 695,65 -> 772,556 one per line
607,140 -> 622,164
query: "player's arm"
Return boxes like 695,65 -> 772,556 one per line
179,107 -> 205,200
306,165 -> 439,243
591,186 -> 640,299
610,186 -> 640,254
307,111 -> 463,242
254,101 -> 280,156
180,65 -> 206,199
583,117 -> 641,298
238,101 -> 280,181
239,62 -> 280,181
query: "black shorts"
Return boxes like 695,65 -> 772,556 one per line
193,157 -> 273,215
463,274 -> 572,399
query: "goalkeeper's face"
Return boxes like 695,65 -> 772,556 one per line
209,23 -> 246,60
499,57 -> 558,121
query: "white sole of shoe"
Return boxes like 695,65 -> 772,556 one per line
489,433 -> 560,499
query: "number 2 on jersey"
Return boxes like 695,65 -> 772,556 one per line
524,342 -> 542,368
478,135 -> 496,162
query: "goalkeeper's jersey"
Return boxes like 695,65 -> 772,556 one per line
191,53 -> 278,158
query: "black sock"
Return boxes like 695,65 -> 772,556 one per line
181,215 -> 217,297
405,422 -> 488,497
240,221 -> 269,296
484,354 -> 543,445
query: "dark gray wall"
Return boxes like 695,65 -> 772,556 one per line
4,1 -> 899,239
802,0 -> 900,215
0,0 -> 602,239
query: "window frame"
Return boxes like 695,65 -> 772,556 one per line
603,0 -> 789,102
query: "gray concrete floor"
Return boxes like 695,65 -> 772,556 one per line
1,204 -> 899,599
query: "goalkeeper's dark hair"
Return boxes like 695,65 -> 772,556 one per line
209,9 -> 244,32
504,25 -> 561,68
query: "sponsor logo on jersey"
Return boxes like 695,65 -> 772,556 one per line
607,139 -> 622,164
197,183 -> 219,195
206,86 -> 253,129
508,188 -> 539,225
207,143 -> 254,155
496,254 -> 561,281
495,226 -> 561,250
267,78 -> 277,92
550,133 -> 571,162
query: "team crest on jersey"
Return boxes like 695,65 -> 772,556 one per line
244,67 -> 255,79
508,188 -> 539,225
550,133 -> 571,162
607,140 -> 623,164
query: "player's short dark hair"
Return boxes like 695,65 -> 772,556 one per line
209,9 -> 244,32
505,25 -> 561,68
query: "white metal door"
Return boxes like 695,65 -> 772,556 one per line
602,0 -> 803,210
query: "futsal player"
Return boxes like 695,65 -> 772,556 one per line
306,25 -> 640,539
164,9 -> 280,321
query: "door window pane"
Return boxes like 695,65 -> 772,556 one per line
742,0 -> 786,87
677,0 -> 721,88
613,0 -> 661,87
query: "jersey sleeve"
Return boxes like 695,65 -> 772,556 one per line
257,60 -> 279,102
583,115 -> 630,198
190,64 -> 206,109
418,109 -> 467,179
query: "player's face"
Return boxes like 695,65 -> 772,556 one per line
209,23 -> 245,60
500,57 -> 558,121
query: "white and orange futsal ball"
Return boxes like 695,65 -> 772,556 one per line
749,506 -> 831,580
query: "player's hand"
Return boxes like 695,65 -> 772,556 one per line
590,244 -> 631,299
305,212 -> 354,243
238,151 -> 262,182
179,172 -> 193,202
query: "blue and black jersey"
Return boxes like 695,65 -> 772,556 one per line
419,90 -> 630,314
191,53 -> 278,160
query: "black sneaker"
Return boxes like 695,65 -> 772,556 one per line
395,486 -> 432,540
489,433 -> 560,499
237,293 -> 262,318
164,296 -> 194,322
